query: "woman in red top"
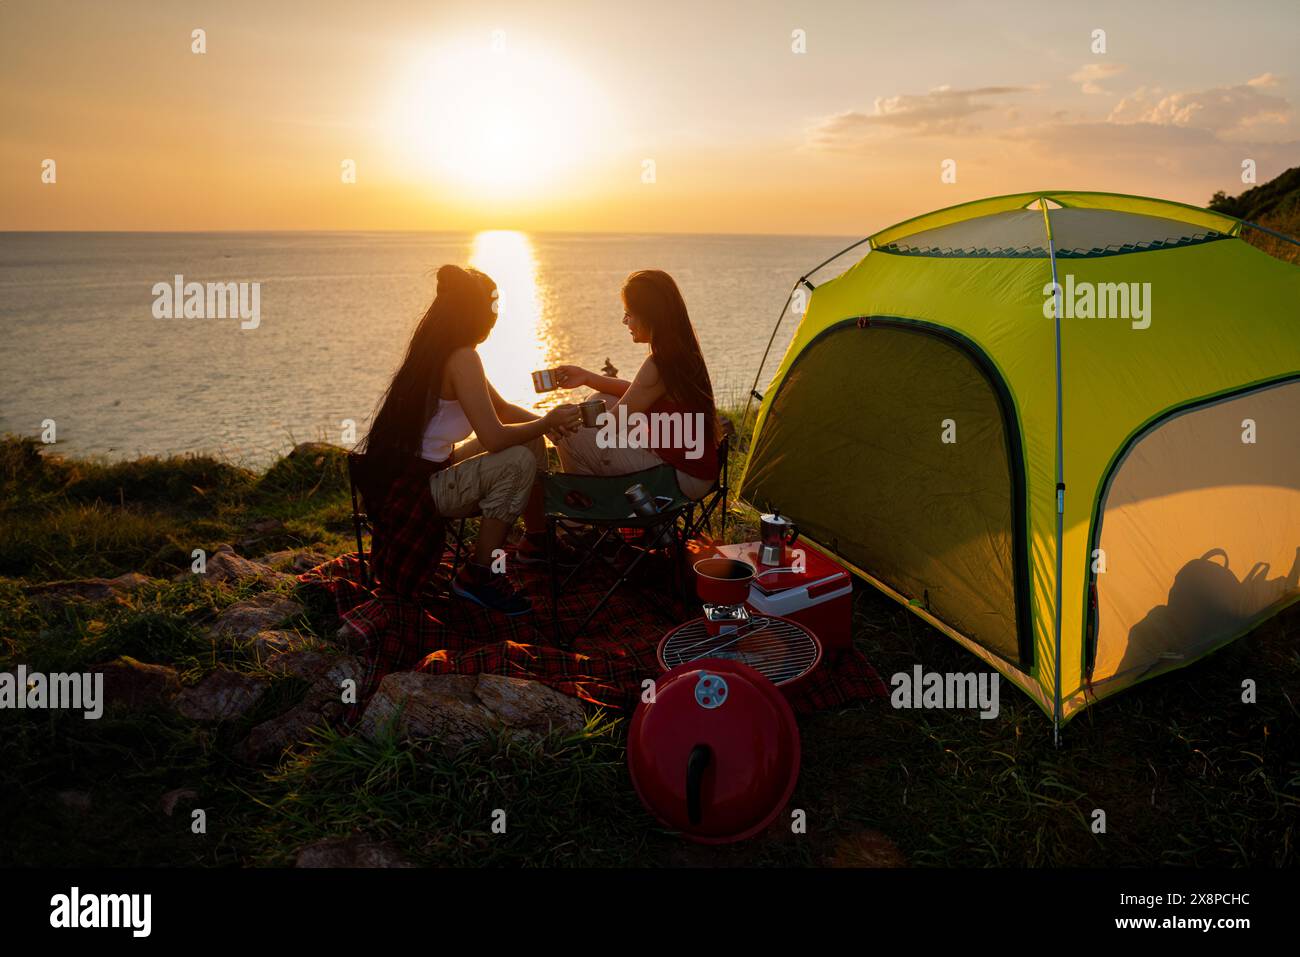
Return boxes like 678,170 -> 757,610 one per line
552,269 -> 721,498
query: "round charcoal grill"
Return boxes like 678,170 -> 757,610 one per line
658,614 -> 822,691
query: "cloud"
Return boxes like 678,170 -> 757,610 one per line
1107,74 -> 1291,139
1069,62 -> 1127,95
809,84 -> 1033,148
1013,119 -> 1300,186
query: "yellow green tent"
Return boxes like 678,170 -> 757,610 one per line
740,191 -> 1300,734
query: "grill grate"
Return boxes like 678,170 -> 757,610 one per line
661,616 -> 820,687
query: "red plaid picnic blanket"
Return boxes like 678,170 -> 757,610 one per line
298,547 -> 886,721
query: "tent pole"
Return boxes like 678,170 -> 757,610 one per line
1040,198 -> 1067,746
1232,217 -> 1300,248
739,281 -> 797,439
739,235 -> 875,440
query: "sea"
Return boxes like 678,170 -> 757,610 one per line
0,231 -> 859,466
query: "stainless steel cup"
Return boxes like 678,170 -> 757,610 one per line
579,399 -> 605,427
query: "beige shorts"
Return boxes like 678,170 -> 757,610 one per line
553,392 -> 715,500
427,435 -> 544,523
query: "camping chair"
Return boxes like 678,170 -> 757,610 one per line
682,431 -> 730,542
538,434 -> 738,650
346,451 -> 471,593
543,463 -> 697,647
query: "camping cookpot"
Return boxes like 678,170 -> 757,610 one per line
693,557 -> 755,605
627,658 -> 800,844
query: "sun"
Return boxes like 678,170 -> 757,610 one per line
386,38 -> 605,196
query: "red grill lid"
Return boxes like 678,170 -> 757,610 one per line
627,658 -> 800,844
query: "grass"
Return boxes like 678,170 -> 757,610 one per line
1,428 -> 1297,867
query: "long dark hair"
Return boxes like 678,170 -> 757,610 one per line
360,265 -> 497,481
622,269 -> 718,447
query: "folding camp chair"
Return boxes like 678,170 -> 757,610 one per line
682,431 -> 730,542
543,463 -> 696,647
346,451 -> 470,594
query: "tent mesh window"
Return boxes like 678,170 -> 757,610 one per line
743,322 -> 1023,664
879,208 -> 1229,259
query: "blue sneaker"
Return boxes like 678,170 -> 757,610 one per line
452,569 -> 533,616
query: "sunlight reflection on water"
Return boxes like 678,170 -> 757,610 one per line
469,230 -> 550,410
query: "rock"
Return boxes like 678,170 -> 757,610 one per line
826,830 -> 907,868
335,620 -> 370,654
235,656 -> 361,763
208,594 -> 305,642
56,790 -> 93,814
357,672 -> 586,750
174,669 -> 269,722
294,834 -> 413,868
242,629 -> 315,661
25,572 -> 156,604
202,544 -> 293,586
236,703 -> 324,763
262,649 -> 334,679
159,788 -> 199,817
472,673 -> 586,732
96,657 -> 181,711
307,655 -> 363,701
258,548 -> 332,573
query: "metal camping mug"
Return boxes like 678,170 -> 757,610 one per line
532,368 -> 558,393
579,398 -> 606,428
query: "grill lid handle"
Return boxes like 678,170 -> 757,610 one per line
686,744 -> 712,826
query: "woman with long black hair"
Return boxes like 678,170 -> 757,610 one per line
361,265 -> 581,615
552,269 -> 721,497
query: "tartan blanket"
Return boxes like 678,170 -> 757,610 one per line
297,547 -> 886,721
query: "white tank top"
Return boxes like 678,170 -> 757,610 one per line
420,398 -> 472,463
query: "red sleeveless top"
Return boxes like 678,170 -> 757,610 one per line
646,398 -> 720,482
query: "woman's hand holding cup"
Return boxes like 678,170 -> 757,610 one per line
543,403 -> 582,438
553,365 -> 589,389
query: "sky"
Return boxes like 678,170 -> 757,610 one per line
1,0 -> 1297,235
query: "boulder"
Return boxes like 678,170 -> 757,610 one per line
357,672 -> 586,750
242,629 -> 316,662
96,657 -> 181,711
174,669 -> 269,722
235,655 -> 362,763
202,544 -> 293,586
208,594 -> 304,642
236,703 -> 323,764
258,548 -> 332,573
335,620 -> 371,654
262,649 -> 334,679
25,572 -> 156,604
294,834 -> 413,868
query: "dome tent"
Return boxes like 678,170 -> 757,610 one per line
739,191 -> 1300,735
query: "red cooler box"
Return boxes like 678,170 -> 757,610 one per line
712,542 -> 853,655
